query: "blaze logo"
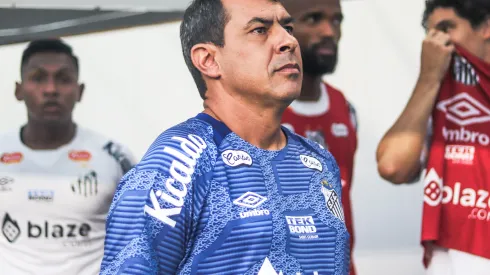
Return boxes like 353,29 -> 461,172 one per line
69,150 -> 91,162
1,152 -> 23,164
144,134 -> 207,227
2,213 -> 20,243
423,168 -> 443,207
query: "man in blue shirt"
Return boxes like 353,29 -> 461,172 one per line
100,0 -> 350,274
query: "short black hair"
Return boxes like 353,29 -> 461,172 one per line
422,0 -> 490,29
180,0 -> 230,99
21,38 -> 79,77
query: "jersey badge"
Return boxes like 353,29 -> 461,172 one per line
321,179 -> 344,221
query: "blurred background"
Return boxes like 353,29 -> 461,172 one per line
0,0 -> 427,274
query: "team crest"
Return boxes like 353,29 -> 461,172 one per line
321,179 -> 344,221
305,130 -> 328,150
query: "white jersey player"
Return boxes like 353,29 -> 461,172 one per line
0,39 -> 135,275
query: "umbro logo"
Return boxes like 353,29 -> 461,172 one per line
437,92 -> 490,126
233,192 -> 267,208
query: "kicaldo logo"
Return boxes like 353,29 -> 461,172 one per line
424,169 -> 490,222
144,134 -> 207,227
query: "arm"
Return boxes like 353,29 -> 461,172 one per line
376,29 -> 454,184
100,133 -> 211,274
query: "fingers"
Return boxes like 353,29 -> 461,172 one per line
433,31 -> 452,46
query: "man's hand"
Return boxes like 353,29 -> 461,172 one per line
419,29 -> 455,84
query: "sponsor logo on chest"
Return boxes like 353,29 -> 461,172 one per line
0,152 -> 23,164
233,192 -> 270,219
221,150 -> 253,167
2,213 -> 92,247
300,155 -> 323,172
286,216 -> 318,240
424,168 -> 490,222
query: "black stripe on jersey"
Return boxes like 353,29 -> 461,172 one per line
453,55 -> 479,86
103,141 -> 133,174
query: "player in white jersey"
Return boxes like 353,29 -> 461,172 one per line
0,39 -> 135,275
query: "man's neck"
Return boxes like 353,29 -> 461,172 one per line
297,73 -> 324,102
22,120 -> 76,150
203,90 -> 287,151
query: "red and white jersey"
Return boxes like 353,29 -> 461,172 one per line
422,46 -> 490,261
282,82 -> 358,273
0,126 -> 135,275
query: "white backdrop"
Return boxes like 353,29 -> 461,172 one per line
0,0 -> 428,274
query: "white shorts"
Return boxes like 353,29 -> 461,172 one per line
427,246 -> 490,275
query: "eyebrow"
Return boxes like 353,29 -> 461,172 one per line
244,16 -> 295,29
434,20 -> 455,32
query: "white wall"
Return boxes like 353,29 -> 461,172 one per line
0,0 -> 429,274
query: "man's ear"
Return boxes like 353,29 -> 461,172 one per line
190,43 -> 221,79
77,83 -> 85,102
14,82 -> 23,101
482,18 -> 490,40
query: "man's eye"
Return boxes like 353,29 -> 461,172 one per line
284,26 -> 294,34
252,27 -> 267,34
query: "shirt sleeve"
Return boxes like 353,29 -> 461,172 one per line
100,133 -> 213,274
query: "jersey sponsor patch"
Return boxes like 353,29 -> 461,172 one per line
68,150 -> 91,162
286,216 -> 318,240
0,177 -> 14,192
28,190 -> 54,202
423,168 -> 443,207
221,150 -> 253,167
1,152 -> 23,164
300,155 -> 323,172
233,192 -> 267,208
321,179 -> 344,221
144,134 -> 207,227
331,123 -> 349,137
445,145 -> 475,165
2,213 -> 21,243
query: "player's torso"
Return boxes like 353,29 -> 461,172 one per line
0,131 -> 122,275
182,133 -> 350,275
425,84 -> 490,257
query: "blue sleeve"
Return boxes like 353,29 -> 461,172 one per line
100,130 -> 214,274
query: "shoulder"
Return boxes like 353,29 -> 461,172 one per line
324,82 -> 358,130
77,127 -> 135,174
0,130 -> 20,149
136,117 -> 219,173
284,128 -> 339,173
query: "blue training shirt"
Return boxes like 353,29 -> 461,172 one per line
100,113 -> 350,275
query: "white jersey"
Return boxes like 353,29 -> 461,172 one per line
0,126 -> 135,275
